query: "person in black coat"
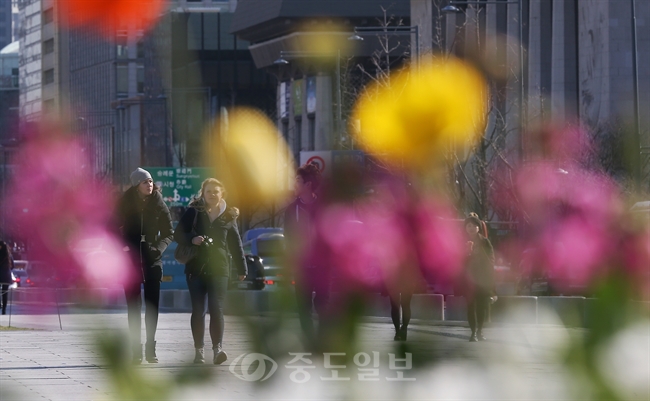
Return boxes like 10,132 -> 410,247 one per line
116,168 -> 173,363
174,178 -> 247,365
461,215 -> 495,342
0,241 -> 14,315
283,163 -> 330,348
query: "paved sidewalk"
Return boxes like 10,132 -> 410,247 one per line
1,310 -> 584,401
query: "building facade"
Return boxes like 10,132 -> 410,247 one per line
231,0 -> 412,165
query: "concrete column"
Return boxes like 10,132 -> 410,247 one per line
506,0 -> 523,140
410,0 -> 433,56
577,0 -> 611,128
527,0 -> 542,126
315,75 -> 333,150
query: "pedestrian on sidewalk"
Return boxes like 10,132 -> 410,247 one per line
174,178 -> 247,365
0,240 -> 15,315
117,168 -> 173,364
460,214 -> 495,342
284,163 -> 331,349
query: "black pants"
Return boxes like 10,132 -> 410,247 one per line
1,284 -> 8,314
295,267 -> 331,344
187,274 -> 229,349
389,291 -> 413,330
467,292 -> 490,334
124,279 -> 161,347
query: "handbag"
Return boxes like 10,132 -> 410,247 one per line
174,209 -> 199,264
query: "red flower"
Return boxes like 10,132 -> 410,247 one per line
58,0 -> 167,36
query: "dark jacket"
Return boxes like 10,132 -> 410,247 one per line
0,255 -> 13,284
283,197 -> 327,272
174,201 -> 247,278
461,234 -> 495,297
116,187 -> 173,282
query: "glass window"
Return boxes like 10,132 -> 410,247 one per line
219,12 -> 234,50
116,64 -> 128,95
42,39 -> 54,55
137,65 -> 144,94
308,117 -> 315,151
43,69 -> 54,85
116,32 -> 127,59
187,13 -> 201,51
43,8 -> 54,24
137,37 -> 145,58
203,13 -> 218,50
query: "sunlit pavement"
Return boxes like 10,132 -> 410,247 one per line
1,310 -> 586,401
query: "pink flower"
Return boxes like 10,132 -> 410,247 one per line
305,180 -> 465,296
4,126 -> 133,300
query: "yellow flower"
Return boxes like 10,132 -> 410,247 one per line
206,107 -> 294,208
352,56 -> 487,169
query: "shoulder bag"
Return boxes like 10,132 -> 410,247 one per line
174,209 -> 200,264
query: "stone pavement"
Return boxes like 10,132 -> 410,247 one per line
1,309 -> 585,401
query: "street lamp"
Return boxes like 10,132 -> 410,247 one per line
443,0 -> 525,159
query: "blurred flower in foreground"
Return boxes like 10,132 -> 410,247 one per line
493,146 -> 649,297
58,0 -> 167,37
206,107 -> 293,209
307,178 -> 465,296
4,125 -> 133,294
352,56 -> 487,170
596,321 -> 650,401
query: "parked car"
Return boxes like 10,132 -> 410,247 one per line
11,260 -> 33,288
229,255 -> 265,290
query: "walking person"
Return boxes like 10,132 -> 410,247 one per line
174,178 -> 247,365
0,241 -> 15,315
388,280 -> 415,341
461,214 -> 495,342
284,163 -> 330,348
117,168 -> 173,363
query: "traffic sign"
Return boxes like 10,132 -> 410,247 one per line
145,167 -> 213,207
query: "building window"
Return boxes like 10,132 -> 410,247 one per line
42,39 -> 54,55
294,118 -> 302,162
308,117 -> 315,151
43,8 -> 54,24
43,99 -> 55,114
116,31 -> 127,59
43,69 -> 54,85
137,65 -> 144,94
282,121 -> 289,144
116,64 -> 128,96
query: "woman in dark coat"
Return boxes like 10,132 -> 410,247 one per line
174,178 -> 247,365
0,241 -> 14,315
116,168 -> 173,364
283,163 -> 329,348
462,215 -> 495,342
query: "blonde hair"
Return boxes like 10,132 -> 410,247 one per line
189,178 -> 226,210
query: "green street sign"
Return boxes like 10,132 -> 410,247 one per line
145,167 -> 212,207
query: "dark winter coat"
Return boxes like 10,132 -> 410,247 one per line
461,234 -> 495,297
174,202 -> 247,278
116,187 -> 173,282
0,255 -> 13,284
283,197 -> 320,266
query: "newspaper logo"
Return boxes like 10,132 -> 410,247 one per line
229,353 -> 278,382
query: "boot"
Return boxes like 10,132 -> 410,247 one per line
400,325 -> 408,341
193,348 -> 205,364
477,330 -> 486,341
132,344 -> 143,365
213,344 -> 228,365
145,341 -> 158,363
393,327 -> 401,341
469,332 -> 478,342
